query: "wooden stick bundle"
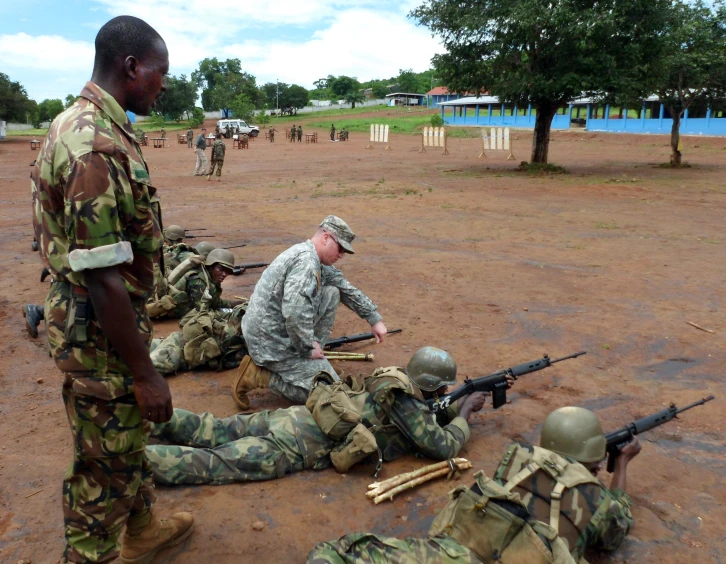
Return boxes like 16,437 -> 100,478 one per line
367,458 -> 471,504
324,352 -> 374,361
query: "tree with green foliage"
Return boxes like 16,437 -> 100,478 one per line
397,69 -> 421,93
38,99 -> 64,123
329,75 -> 360,98
156,74 -> 197,121
652,0 -> 726,165
371,81 -> 391,99
189,107 -> 205,128
283,85 -> 309,113
344,89 -> 366,109
412,0 -> 669,163
260,82 -> 284,109
0,73 -> 35,123
192,58 -> 259,114
149,113 -> 166,130
229,94 -> 255,122
64,94 -> 77,109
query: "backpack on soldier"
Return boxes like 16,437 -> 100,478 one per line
428,470 -> 576,564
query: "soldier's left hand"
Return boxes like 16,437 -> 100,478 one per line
505,374 -> 515,388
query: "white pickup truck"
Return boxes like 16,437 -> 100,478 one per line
216,119 -> 260,137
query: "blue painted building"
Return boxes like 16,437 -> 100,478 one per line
439,96 -> 573,130
427,87 -> 463,108
439,94 -> 726,136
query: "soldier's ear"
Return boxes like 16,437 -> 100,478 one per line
124,55 -> 139,80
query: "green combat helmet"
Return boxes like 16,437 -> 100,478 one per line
406,346 -> 457,392
540,406 -> 607,463
195,241 -> 216,258
205,248 -> 235,270
164,225 -> 186,242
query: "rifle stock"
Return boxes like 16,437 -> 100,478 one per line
426,351 -> 587,413
605,395 -> 715,472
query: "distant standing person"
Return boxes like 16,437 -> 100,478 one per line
160,126 -> 166,139
269,127 -> 276,142
31,15 -> 193,563
330,123 -> 336,141
290,124 -> 297,143
194,127 -> 208,176
187,126 -> 193,148
297,124 -> 303,142
208,133 -> 226,181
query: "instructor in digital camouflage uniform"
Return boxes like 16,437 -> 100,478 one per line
236,215 -> 387,408
31,16 -> 193,563
307,406 -> 640,564
147,347 -> 490,486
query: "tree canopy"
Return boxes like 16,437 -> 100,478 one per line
155,74 -> 197,121
192,58 -> 259,115
0,73 -> 35,123
37,99 -> 64,123
653,0 -> 726,164
412,0 -> 670,163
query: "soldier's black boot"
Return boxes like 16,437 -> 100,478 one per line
22,304 -> 44,339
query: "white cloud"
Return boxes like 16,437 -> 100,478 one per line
0,33 -> 94,71
219,10 -> 443,88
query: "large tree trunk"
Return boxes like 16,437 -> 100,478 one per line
530,105 -> 558,163
670,109 -> 682,165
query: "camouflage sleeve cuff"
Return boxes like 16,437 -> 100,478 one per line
446,416 -> 471,445
68,241 -> 133,272
609,488 -> 633,507
366,312 -> 382,325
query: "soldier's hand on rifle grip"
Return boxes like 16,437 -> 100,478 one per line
505,374 -> 515,388
618,436 -> 642,462
311,341 -> 325,360
459,392 -> 487,421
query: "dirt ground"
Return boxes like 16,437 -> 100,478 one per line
1,117 -> 724,563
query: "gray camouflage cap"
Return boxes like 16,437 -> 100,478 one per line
320,215 -> 355,254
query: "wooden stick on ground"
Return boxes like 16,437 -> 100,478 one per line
687,321 -> 715,334
372,461 -> 472,504
367,458 -> 470,499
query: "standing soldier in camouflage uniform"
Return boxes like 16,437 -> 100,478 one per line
207,133 -> 226,181
31,16 -> 193,563
269,127 -> 276,142
330,123 -> 336,141
307,406 -> 640,564
147,347 -> 489,485
187,126 -> 194,148
297,124 -> 303,142
290,124 -> 297,142
147,248 -> 244,319
236,215 -> 388,408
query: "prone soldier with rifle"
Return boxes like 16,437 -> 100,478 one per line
308,395 -> 715,564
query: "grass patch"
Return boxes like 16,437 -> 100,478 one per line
266,105 -> 430,126
306,113 -> 435,134
594,221 -> 619,229
6,128 -> 50,137
516,162 -> 568,175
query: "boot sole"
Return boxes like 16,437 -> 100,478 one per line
22,307 -> 39,339
119,522 -> 194,564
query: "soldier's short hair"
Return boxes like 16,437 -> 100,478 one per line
94,16 -> 164,71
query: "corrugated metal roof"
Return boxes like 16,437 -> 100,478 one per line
438,96 -> 501,106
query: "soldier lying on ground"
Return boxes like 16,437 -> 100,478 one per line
147,248 -> 244,319
147,347 -> 503,486
150,300 -> 247,376
236,215 -> 387,408
307,406 -> 640,564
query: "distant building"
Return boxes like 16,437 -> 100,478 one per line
385,92 -> 426,107
427,87 -> 464,108
0,120 -> 6,139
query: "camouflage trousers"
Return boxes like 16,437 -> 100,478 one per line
307,533 -> 482,564
150,332 -> 188,375
208,158 -> 224,177
147,406 -> 335,485
62,380 -> 155,563
258,285 -> 340,403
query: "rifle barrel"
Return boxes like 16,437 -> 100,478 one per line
676,395 -> 715,414
550,351 -> 587,364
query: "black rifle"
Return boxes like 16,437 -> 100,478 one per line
605,395 -> 715,472
185,228 -> 208,231
232,262 -> 269,276
427,351 -> 587,413
183,234 -> 215,239
223,244 -> 248,250
324,328 -> 403,350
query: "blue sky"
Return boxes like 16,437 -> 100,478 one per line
0,0 -> 442,103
